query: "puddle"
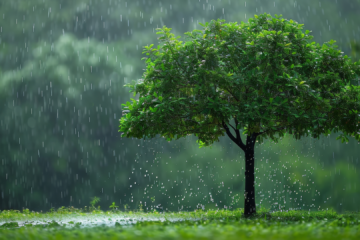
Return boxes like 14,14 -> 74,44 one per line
0,213 -> 199,228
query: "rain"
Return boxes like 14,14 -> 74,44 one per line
0,0 -> 360,228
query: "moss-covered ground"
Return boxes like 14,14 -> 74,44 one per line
0,207 -> 359,240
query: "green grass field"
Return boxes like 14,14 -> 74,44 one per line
1,207 -> 359,240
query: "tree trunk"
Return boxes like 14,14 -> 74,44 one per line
221,121 -> 258,218
244,135 -> 256,217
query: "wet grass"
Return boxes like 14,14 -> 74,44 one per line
0,207 -> 359,240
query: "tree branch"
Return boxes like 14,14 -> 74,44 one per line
228,123 -> 237,131
225,87 -> 240,102
234,117 -> 241,141
222,121 -> 246,151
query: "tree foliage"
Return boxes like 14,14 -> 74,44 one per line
119,13 -> 360,146
0,34 -> 124,210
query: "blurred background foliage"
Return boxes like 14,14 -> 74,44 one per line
0,0 -> 359,213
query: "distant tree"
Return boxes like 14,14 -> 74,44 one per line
0,34 -> 124,210
351,40 -> 360,63
119,13 -> 360,217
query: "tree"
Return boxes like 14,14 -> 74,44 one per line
119,13 -> 360,217
0,34 -> 125,210
351,40 -> 360,63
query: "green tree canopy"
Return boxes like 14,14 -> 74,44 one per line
120,13 -> 360,145
119,13 -> 360,217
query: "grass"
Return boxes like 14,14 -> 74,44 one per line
0,206 -> 359,240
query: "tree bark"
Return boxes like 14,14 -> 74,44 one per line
244,134 -> 256,217
221,121 -> 258,218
